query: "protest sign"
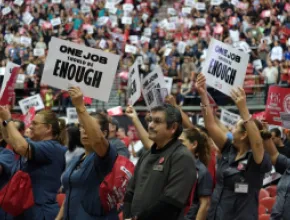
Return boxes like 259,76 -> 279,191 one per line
107,106 -> 123,116
26,64 -> 36,75
0,62 -> 20,98
0,68 -> 5,76
167,8 -> 176,15
66,107 -> 78,124
253,111 -> 265,121
141,65 -> 166,110
85,0 -> 94,5
34,48 -> 45,57
123,3 -> 134,11
140,36 -> 150,44
265,86 -> 290,125
195,2 -> 205,10
125,44 -> 137,54
263,166 -> 281,186
280,112 -> 290,129
142,13 -> 149,22
0,67 -> 19,106
182,7 -> 192,14
14,0 -> 24,6
202,38 -> 249,97
81,5 -> 91,14
52,0 -> 61,3
121,17 -> 132,25
211,0 -> 222,5
2,7 -> 11,16
220,109 -> 241,128
164,76 -> 173,94
20,36 -> 32,46
127,62 -> 141,106
143,28 -> 151,36
50,17 -> 61,26
253,59 -> 263,70
41,37 -> 120,102
18,94 -> 44,115
23,107 -> 35,128
184,0 -> 195,8
23,12 -> 34,25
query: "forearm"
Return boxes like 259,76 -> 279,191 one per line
200,93 -> 216,132
196,201 -> 210,220
55,199 -> 65,220
77,106 -> 108,156
5,122 -> 28,156
176,106 -> 194,129
132,117 -> 153,150
263,139 -> 279,165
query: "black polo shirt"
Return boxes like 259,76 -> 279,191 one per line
126,139 -> 196,219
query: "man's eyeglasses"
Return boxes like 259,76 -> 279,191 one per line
31,121 -> 47,126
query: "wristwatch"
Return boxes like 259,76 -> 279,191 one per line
2,119 -> 13,127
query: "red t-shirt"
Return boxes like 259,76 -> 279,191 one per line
207,149 -> 217,188
121,136 -> 130,148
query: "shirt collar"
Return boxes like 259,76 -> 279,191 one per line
150,138 -> 177,154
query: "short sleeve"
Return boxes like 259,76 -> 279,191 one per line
197,169 -> 213,197
28,139 -> 56,163
275,154 -> 290,174
0,148 -> 15,176
94,144 -> 118,177
160,150 -> 197,208
248,152 -> 272,173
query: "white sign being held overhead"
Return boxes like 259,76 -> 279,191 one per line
220,109 -> 241,128
18,94 -> 44,115
41,37 -> 120,102
127,58 -> 143,105
202,38 -> 249,97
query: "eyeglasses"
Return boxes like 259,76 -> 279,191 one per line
146,116 -> 166,124
31,121 -> 47,126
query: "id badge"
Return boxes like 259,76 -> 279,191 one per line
234,183 -> 249,193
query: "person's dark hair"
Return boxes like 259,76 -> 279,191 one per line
13,119 -> 25,133
151,104 -> 183,139
270,128 -> 281,138
240,119 -> 272,140
89,112 -> 109,138
37,110 -> 67,145
195,125 -> 209,135
183,128 -> 211,166
108,117 -> 119,132
67,126 -> 84,152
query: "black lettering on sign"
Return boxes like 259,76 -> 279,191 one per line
207,59 -> 237,86
146,90 -> 154,105
59,45 -> 107,64
215,46 -> 241,63
53,60 -> 103,88
70,114 -> 78,119
154,89 -> 162,105
131,80 -> 136,96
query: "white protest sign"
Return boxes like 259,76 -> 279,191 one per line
41,37 -> 120,102
196,18 -> 206,26
0,68 -> 5,76
14,0 -> 24,6
220,108 -> 241,128
66,107 -> 78,124
20,36 -> 32,46
4,34 -> 14,44
18,94 -> 44,115
52,0 -> 61,3
211,0 -> 223,5
202,38 -> 249,97
164,48 -> 172,57
164,76 -> 173,94
159,19 -> 169,29
99,39 -> 106,49
144,28 -> 151,36
184,0 -> 195,8
81,5 -> 91,14
125,44 -> 137,54
17,74 -> 25,84
2,7 -> 11,16
166,22 -> 176,31
195,2 -> 206,10
105,2 -> 115,9
169,16 -> 178,23
253,59 -> 263,70
123,3 -> 134,11
26,64 -> 36,75
142,13 -> 149,22
233,41 -> 251,53
140,36 -> 150,44
85,0 -> 94,5
50,17 -> 61,26
23,12 -> 34,25
34,48 -> 45,57
127,62 -> 141,105
109,15 -> 118,27
280,113 -> 290,129
167,8 -> 176,15
177,41 -> 186,54
129,35 -> 139,44
0,62 -> 20,98
122,17 -> 132,25
141,65 -> 166,110
182,7 -> 192,14
231,0 -> 239,6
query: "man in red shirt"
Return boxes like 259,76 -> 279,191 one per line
118,127 -> 130,148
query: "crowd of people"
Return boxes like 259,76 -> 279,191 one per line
1,0 -> 290,108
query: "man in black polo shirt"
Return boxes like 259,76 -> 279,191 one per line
124,104 -> 197,220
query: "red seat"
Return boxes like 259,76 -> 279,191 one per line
260,197 -> 276,213
266,185 -> 277,197
259,189 -> 270,200
56,193 -> 66,207
258,204 -> 267,215
259,214 -> 270,220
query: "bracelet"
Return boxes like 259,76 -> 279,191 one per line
200,103 -> 208,108
243,115 -> 252,125
76,106 -> 86,114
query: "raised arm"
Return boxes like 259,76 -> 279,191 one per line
125,106 -> 153,150
230,87 -> 264,164
68,87 -> 108,157
196,74 -> 227,150
0,106 -> 29,157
